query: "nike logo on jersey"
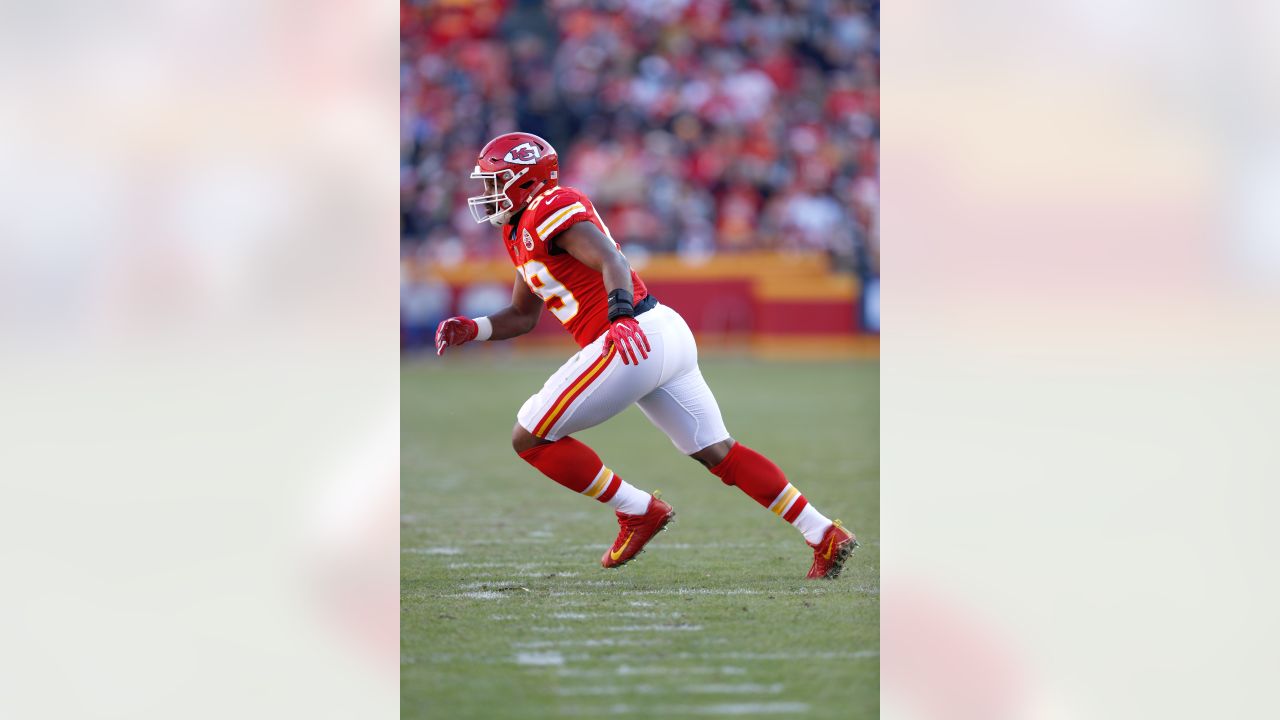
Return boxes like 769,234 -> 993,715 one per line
543,191 -> 563,206
610,531 -> 635,561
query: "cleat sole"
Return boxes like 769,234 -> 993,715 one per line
822,538 -> 859,580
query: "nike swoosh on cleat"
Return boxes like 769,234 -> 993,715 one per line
610,531 -> 635,561
823,534 -> 839,560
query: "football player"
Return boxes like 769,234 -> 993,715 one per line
435,132 -> 857,578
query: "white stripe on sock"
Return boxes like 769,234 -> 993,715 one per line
766,484 -> 794,512
581,466 -> 612,498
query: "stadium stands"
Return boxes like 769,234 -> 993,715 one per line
401,0 -> 879,350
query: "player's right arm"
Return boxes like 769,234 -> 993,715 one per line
487,276 -> 544,340
435,276 -> 543,355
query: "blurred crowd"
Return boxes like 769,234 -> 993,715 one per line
401,0 -> 879,276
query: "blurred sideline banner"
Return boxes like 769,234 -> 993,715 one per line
403,252 -> 877,358
862,276 -> 880,333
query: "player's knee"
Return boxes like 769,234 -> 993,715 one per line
511,424 -> 545,455
690,438 -> 735,469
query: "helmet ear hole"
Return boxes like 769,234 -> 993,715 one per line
519,181 -> 533,189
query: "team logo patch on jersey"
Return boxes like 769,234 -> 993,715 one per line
504,142 -> 541,165
522,228 -> 535,251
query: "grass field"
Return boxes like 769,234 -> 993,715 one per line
402,354 -> 879,719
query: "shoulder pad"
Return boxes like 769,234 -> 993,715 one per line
531,188 -> 590,241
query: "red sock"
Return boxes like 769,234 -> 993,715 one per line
518,437 -> 623,502
710,442 -> 809,522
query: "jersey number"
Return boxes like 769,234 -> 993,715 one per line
518,260 -> 579,324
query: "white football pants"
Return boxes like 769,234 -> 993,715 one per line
516,303 -> 731,455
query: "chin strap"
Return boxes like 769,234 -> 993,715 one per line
499,181 -> 550,226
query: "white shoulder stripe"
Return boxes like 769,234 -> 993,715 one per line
536,202 -> 586,237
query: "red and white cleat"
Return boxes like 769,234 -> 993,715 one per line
601,495 -> 674,569
806,519 -> 858,579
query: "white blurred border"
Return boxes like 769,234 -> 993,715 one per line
0,1 -> 398,718
886,1 -> 1280,718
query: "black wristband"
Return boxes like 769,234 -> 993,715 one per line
607,289 -> 635,322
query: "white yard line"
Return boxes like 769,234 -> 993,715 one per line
554,543 -> 794,551
513,651 -> 564,667
447,561 -> 572,569
555,665 -> 746,678
611,624 -> 704,632
402,546 -> 462,555
528,624 -> 702,633
545,588 -> 762,597
453,570 -> 581,579
688,702 -> 811,715
454,590 -> 506,599
512,638 -> 662,649
683,683 -> 785,695
558,703 -> 811,716
555,685 -> 662,697
549,611 -> 670,620
675,650 -> 879,661
456,580 -> 533,590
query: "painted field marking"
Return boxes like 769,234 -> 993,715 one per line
512,638 -> 662,649
672,650 -> 878,661
549,611 -> 669,620
514,651 -> 564,667
402,546 -> 462,555
554,681 -> 781,696
557,702 -> 810,716
529,624 -> 702,633
555,543 -> 793,551
447,561 -> 571,569
545,588 -> 760,598
555,665 -> 746,678
456,590 -> 505,599
456,580 -> 533,590
454,569 -> 581,579
554,685 -> 661,697
683,683 -> 785,695
612,624 -> 704,632
690,701 -> 810,715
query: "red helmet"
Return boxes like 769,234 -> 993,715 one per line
468,132 -> 559,226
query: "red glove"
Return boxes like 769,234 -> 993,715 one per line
435,316 -> 478,356
602,317 -> 651,365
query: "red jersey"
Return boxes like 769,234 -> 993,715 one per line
503,186 -> 649,347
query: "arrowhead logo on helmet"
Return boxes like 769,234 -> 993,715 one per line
504,142 -> 541,165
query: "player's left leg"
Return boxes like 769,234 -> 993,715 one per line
633,307 -> 858,578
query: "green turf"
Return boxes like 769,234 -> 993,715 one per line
402,355 -> 879,719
